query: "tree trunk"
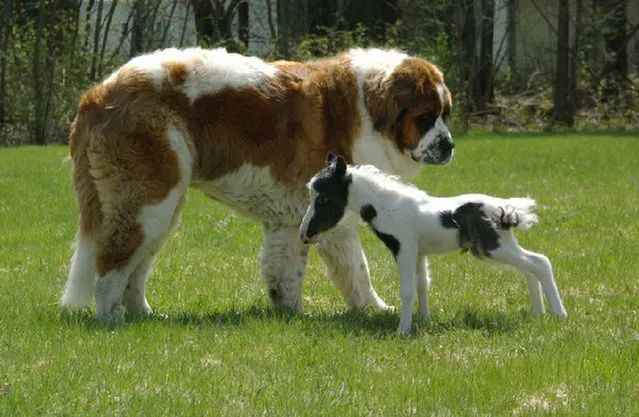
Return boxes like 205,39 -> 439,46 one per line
0,0 -> 12,125
145,0 -> 162,50
276,0 -> 308,58
190,0 -> 241,48
98,0 -> 119,77
456,0 -> 475,128
160,0 -> 180,47
554,0 -> 572,126
179,1 -> 191,47
83,0 -> 96,51
506,0 -> 517,79
570,0 -> 582,117
238,1 -> 249,48
32,1 -> 46,144
130,0 -> 148,58
90,0 -> 104,80
601,0 -> 628,98
265,0 -> 276,39
474,0 -> 494,112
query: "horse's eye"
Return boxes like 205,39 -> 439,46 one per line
316,195 -> 328,205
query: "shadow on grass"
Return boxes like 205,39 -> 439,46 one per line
60,304 -> 523,337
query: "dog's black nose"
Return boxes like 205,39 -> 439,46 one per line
438,138 -> 454,153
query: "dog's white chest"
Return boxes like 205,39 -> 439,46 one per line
192,164 -> 308,224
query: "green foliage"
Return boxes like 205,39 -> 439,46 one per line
1,3 -> 94,146
1,0 -> 636,145
1,135 -> 639,415
288,23 -> 372,61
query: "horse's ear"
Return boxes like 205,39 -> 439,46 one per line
335,155 -> 347,178
326,152 -> 336,165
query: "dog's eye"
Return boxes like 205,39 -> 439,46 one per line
316,195 -> 328,205
417,113 -> 436,130
442,107 -> 450,122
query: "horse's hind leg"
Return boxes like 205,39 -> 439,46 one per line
417,256 -> 431,320
525,273 -> 545,315
488,235 -> 567,320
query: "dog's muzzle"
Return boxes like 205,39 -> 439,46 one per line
413,136 -> 455,165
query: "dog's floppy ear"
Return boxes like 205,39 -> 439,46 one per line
326,152 -> 336,165
335,155 -> 347,178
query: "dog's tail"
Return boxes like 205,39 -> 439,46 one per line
494,197 -> 539,231
61,99 -> 103,309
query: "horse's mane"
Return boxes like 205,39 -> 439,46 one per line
349,164 -> 424,196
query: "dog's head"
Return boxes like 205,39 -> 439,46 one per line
354,50 -> 454,170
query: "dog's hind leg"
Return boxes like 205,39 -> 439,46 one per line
122,193 -> 187,315
61,133 -> 102,310
62,235 -> 97,309
91,125 -> 191,323
95,186 -> 188,323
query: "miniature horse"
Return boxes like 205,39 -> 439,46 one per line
299,154 -> 567,333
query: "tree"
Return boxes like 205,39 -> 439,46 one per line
29,0 -> 80,144
600,0 -> 629,99
32,0 -> 46,144
131,0 -> 150,57
474,0 -> 495,112
455,0 -> 475,130
553,0 -> 572,125
0,0 -> 12,126
570,0 -> 582,118
276,0 -> 309,58
190,0 -> 245,50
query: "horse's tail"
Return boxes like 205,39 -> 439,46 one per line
494,197 -> 539,231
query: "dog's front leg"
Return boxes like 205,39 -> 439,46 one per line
396,245 -> 419,334
314,215 -> 389,310
260,222 -> 309,312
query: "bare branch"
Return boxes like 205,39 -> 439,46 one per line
265,0 -> 276,38
161,0 -> 180,47
530,0 -> 558,37
179,1 -> 191,47
90,0 -> 105,81
98,0 -> 119,78
106,8 -> 134,68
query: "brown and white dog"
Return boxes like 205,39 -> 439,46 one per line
60,47 -> 454,323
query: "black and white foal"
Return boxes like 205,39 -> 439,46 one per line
299,154 -> 567,333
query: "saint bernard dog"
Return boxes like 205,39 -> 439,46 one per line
60,47 -> 454,323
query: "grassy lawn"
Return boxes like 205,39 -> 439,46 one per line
1,133 -> 638,416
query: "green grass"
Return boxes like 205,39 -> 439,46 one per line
1,133 -> 638,416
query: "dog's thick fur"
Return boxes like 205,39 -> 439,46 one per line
61,47 -> 455,322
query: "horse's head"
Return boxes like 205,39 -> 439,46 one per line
299,153 -> 352,244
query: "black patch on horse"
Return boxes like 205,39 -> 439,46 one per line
452,202 -> 501,257
359,204 -> 400,257
305,156 -> 352,239
360,204 -> 377,223
439,211 -> 457,229
372,229 -> 401,258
